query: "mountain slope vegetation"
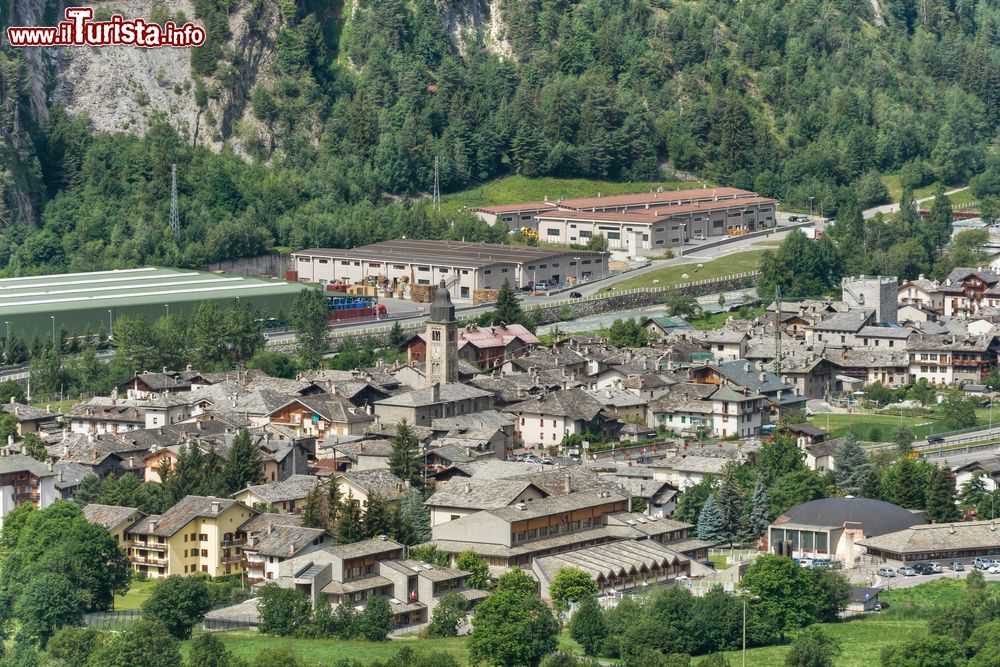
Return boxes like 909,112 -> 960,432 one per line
0,0 -> 998,273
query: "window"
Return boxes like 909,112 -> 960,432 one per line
432,330 -> 441,341
200,534 -> 208,541
582,260 -> 592,265
552,263 -> 559,267
417,266 -> 429,272
606,232 -> 620,240
439,268 -> 448,273
539,264 -> 547,269
579,231 -> 592,238
713,220 -> 724,229
546,229 -> 561,237
201,549 -> 208,557
393,264 -> 406,270
656,240 -> 665,245
501,268 -> 508,273
642,234 -> 649,241
340,260 -> 350,266
318,259 -> 328,264
484,270 -> 492,275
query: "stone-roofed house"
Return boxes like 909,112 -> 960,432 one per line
907,333 -> 999,385
403,322 -> 540,370
644,315 -> 691,339
119,370 -> 204,400
468,369 -> 577,406
506,388 -> 620,447
934,268 -> 1000,317
321,437 -> 395,472
122,495 -> 256,579
690,359 -> 806,416
425,479 -> 549,527
53,461 -> 91,498
586,387 -> 648,425
501,346 -> 588,379
266,395 -> 376,440
695,330 -> 749,362
0,453 -> 57,525
83,503 -> 146,545
854,326 -> 913,349
240,513 -> 331,583
48,432 -> 153,478
430,410 -> 515,458
66,398 -> 146,436
334,469 -> 408,511
652,452 -> 747,490
374,383 -> 493,427
0,401 -> 59,436
898,274 -> 940,310
271,538 -> 487,631
233,474 -> 322,514
859,519 -> 1000,564
826,348 -> 911,388
804,309 -> 876,347
648,383 -> 717,435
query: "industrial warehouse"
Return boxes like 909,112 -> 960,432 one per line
0,267 -> 305,339
291,240 -> 608,301
472,187 -> 777,254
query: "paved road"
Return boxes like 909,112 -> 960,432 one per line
863,186 -> 969,219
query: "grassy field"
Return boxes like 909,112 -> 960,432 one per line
180,633 -> 470,665
113,579 -> 156,611
721,618 -> 927,667
689,308 -> 763,330
945,188 -> 979,208
439,175 -> 704,216
881,173 -> 941,204
809,408 -> 998,441
604,249 -> 765,292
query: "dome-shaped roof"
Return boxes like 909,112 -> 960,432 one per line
430,279 -> 455,323
774,497 -> 926,537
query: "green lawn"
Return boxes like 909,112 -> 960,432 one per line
945,188 -> 978,208
440,175 -> 704,216
689,309 -> 763,331
721,618 -> 927,667
604,249 -> 765,292
114,579 -> 157,611
180,633 -> 470,665
808,410 -> 995,441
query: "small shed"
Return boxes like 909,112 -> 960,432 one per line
847,587 -> 883,613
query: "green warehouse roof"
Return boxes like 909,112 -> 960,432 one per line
0,267 -> 306,339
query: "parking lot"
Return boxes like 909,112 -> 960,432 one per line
870,560 -> 1000,589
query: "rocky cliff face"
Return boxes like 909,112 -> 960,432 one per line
12,0 -> 282,152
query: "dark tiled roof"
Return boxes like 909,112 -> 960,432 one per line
127,496 -> 246,537
83,503 -> 143,530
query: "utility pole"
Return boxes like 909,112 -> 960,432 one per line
433,156 -> 441,214
773,285 -> 782,377
169,163 -> 180,238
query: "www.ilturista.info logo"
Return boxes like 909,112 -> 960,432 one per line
6,7 -> 206,48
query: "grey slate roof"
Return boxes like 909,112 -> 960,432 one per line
245,524 -> 329,557
0,403 -> 58,422
426,479 -> 541,510
506,388 -> 609,422
488,490 -> 626,522
533,539 -> 688,583
337,469 -> 407,500
83,503 -> 143,530
858,520 -> 1000,555
375,382 -> 493,408
127,496 -> 245,537
241,475 -> 321,504
0,453 -> 56,477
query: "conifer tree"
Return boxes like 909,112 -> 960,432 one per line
400,488 -> 431,542
716,463 -> 744,545
892,457 -> 922,509
336,493 -> 365,544
833,433 -> 869,496
926,467 -> 960,522
697,495 -> 727,544
222,428 -> 263,495
389,420 -> 423,488
492,280 -> 524,327
747,476 -> 772,539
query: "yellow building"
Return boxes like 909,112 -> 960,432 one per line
83,504 -> 147,546
122,496 -> 257,579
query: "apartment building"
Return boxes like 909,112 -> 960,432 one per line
241,513 -> 331,584
506,388 -> 621,447
908,334 -> 998,385
83,503 -> 146,546
374,383 -> 494,427
273,537 -> 488,629
66,399 -> 145,435
898,275 -> 940,310
122,496 -> 256,579
935,269 -> 1000,317
402,323 -> 540,370
0,455 -> 58,526
427,490 -> 629,570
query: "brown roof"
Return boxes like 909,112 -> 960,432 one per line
473,202 -> 557,214
537,196 -> 776,224
556,187 -> 760,210
127,496 -> 249,537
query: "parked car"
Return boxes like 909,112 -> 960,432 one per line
927,562 -> 943,574
569,291 -> 583,299
877,567 -> 897,578
873,601 -> 890,611
534,282 -> 549,291
798,559 -> 814,568
974,557 -> 992,570
898,566 -> 917,576
950,561 -> 966,571
788,215 -> 809,222
912,563 -> 934,575
927,435 -> 945,445
989,564 -> 1000,574
812,558 -> 833,569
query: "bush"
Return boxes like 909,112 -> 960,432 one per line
358,595 -> 392,641
427,592 -> 468,638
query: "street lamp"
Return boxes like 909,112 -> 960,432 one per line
808,197 -> 815,217
3,321 -> 8,365
107,310 -> 113,336
164,304 -> 170,316
50,316 -> 55,347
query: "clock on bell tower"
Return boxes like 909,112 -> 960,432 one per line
426,279 -> 458,386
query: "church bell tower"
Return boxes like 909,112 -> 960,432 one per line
426,279 -> 458,386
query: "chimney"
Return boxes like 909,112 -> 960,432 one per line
47,461 -> 53,472
148,520 -> 159,531
210,501 -> 221,514
431,383 -> 440,402
289,541 -> 297,555
743,362 -> 750,373
465,483 -> 472,494
759,372 -> 766,383
563,474 -> 571,494
91,450 -> 97,461
163,366 -> 168,374
186,364 -> 193,372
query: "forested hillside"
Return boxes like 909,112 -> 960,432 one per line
1,0 -> 999,274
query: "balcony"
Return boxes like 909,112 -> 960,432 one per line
12,492 -> 39,504
131,553 -> 169,566
128,540 -> 166,551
